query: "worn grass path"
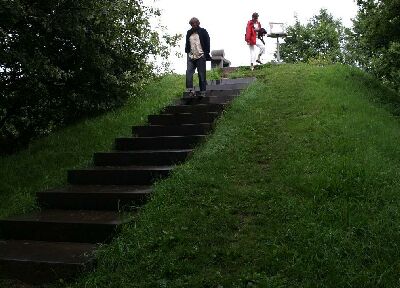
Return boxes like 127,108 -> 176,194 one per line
68,64 -> 400,288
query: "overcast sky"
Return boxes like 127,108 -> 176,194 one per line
145,0 -> 359,73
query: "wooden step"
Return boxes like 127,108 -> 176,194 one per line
189,89 -> 242,96
132,124 -> 212,137
0,240 -> 96,283
37,185 -> 151,210
176,95 -> 235,105
148,112 -> 219,125
68,165 -> 173,185
162,103 -> 225,114
207,77 -> 255,85
0,210 -> 126,243
204,82 -> 251,90
115,135 -> 205,150
93,149 -> 192,166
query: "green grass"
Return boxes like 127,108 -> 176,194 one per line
0,74 -> 185,219
68,64 -> 400,288
3,64 -> 400,287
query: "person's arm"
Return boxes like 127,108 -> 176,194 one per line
184,31 -> 190,53
245,21 -> 252,43
203,29 -> 211,60
204,29 -> 210,54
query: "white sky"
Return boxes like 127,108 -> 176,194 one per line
145,0 -> 359,73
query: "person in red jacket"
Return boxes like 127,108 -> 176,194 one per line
245,12 -> 266,70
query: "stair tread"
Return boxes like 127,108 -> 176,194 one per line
40,185 -> 153,195
149,121 -> 214,125
119,135 -> 205,139
132,125 -> 212,137
169,103 -> 224,106
183,92 -> 237,95
136,123 -> 211,127
207,78 -> 255,85
72,165 -> 174,171
156,112 -> 218,115
166,104 -> 224,108
96,149 -> 193,154
2,209 -> 125,225
0,240 -> 96,264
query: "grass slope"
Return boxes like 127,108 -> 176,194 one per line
0,75 -> 185,219
73,64 -> 400,288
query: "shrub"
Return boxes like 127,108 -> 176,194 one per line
0,0 -> 180,153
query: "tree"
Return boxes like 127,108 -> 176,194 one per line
280,9 -> 346,64
0,0 -> 180,153
347,0 -> 400,92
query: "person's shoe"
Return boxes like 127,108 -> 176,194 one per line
185,89 -> 196,98
250,63 -> 254,71
256,59 -> 263,64
198,91 -> 206,99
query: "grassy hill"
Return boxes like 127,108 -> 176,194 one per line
3,64 -> 400,287
75,64 -> 400,288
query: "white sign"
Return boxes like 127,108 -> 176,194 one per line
269,22 -> 286,35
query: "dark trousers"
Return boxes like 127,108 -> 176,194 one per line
186,55 -> 206,91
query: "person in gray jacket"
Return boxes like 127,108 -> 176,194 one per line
185,17 -> 211,98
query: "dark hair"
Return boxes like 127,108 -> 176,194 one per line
189,17 -> 200,26
252,12 -> 259,18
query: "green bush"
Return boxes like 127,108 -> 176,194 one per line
0,0 -> 179,153
280,9 -> 346,64
345,0 -> 400,93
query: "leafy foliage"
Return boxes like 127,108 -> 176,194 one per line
0,0 -> 180,153
346,0 -> 400,92
280,9 -> 347,64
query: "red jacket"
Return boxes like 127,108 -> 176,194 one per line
245,20 -> 261,45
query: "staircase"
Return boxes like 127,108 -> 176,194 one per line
0,78 -> 254,284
